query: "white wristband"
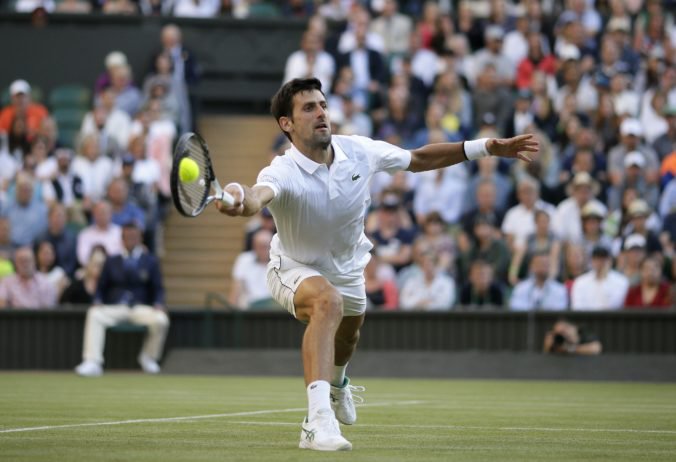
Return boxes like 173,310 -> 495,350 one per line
225,182 -> 245,205
464,138 -> 491,161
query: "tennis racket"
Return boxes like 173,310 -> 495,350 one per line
170,132 -> 235,217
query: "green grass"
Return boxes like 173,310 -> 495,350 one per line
1,374 -> 675,461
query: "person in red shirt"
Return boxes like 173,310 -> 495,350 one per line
516,30 -> 556,90
0,80 -> 49,141
624,256 -> 672,308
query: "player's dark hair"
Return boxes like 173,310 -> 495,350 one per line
270,78 -> 324,141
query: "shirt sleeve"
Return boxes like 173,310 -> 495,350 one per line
351,135 -> 411,174
256,161 -> 289,200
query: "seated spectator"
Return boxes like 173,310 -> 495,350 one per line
571,246 -> 629,311
510,251 -> 568,311
613,199 -> 663,256
416,212 -> 456,277
81,87 -> 132,155
364,251 -> 398,310
458,216 -> 511,285
28,136 -> 57,181
60,246 -> 107,305
516,30 -> 556,90
0,246 -> 57,309
508,209 -> 561,285
228,229 -> 274,309
578,202 -> 613,263
369,191 -> 416,272
501,176 -> 555,250
95,51 -> 128,96
244,207 -> 276,251
283,31 -> 335,95
616,234 -> 648,286
72,133 -> 115,203
400,248 -> 455,311
413,159 -> 468,226
6,112 -> 31,159
464,157 -> 512,215
368,0 -> 412,59
109,64 -> 143,117
76,201 -> 123,267
625,255 -> 672,308
0,80 -> 49,142
75,221 -> 169,377
107,178 -> 146,232
34,240 -> 69,299
608,118 -> 660,189
552,171 -> 607,244
543,319 -> 602,355
608,151 -> 660,211
459,259 -> 504,308
102,0 -> 138,15
15,0 -> 55,12
42,148 -> 85,223
1,172 -> 48,247
460,179 -> 505,241
38,203 -> 78,277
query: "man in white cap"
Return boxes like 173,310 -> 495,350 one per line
552,171 -> 606,243
608,151 -> 659,211
0,79 -> 49,139
608,119 -> 659,188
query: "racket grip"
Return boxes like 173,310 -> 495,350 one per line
219,190 -> 235,207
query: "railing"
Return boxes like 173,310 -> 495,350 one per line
0,308 -> 675,370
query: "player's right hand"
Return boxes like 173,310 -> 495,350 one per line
216,183 -> 245,216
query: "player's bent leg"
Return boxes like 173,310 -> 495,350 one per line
294,277 -> 344,385
331,314 -> 365,425
293,277 -> 352,451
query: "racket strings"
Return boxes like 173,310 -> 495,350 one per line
177,138 -> 211,215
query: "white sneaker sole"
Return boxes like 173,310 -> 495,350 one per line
298,440 -> 352,451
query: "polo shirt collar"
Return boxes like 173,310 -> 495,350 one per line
289,141 -> 348,174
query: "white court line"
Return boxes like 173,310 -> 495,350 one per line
0,401 -> 425,435
224,421 -> 676,435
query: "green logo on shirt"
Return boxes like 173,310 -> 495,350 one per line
351,173 -> 361,181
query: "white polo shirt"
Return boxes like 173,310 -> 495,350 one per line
256,135 -> 411,279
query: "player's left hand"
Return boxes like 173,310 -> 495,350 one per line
487,134 -> 539,162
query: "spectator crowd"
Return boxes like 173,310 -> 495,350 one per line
0,23 -> 196,309
2,0 -> 675,314
234,0 -> 675,312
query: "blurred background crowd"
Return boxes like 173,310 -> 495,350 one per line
1,0 -> 675,313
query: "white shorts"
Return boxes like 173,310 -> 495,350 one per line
266,254 -> 367,318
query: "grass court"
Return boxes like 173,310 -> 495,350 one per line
1,373 -> 675,461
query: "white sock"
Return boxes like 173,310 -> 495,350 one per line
331,364 -> 347,387
307,380 -> 331,421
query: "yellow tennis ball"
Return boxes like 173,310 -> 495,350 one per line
179,158 -> 200,183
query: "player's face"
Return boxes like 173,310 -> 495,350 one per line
286,90 -> 331,150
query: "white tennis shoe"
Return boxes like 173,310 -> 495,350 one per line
75,360 -> 103,377
138,354 -> 161,374
330,377 -> 365,425
299,409 -> 352,451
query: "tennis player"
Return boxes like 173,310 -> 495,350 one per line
216,78 -> 537,451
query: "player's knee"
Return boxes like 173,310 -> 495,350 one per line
313,290 -> 343,321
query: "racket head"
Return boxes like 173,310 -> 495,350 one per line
170,132 -> 217,217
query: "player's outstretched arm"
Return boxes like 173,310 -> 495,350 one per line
407,134 -> 539,173
215,184 -> 274,217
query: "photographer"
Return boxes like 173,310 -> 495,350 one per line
543,319 -> 602,355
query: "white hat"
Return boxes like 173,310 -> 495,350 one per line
624,151 -> 646,168
9,79 -> 30,96
105,51 -> 128,68
624,233 -> 647,250
558,44 -> 580,61
607,17 -> 630,33
581,201 -> 606,219
620,118 -> 644,137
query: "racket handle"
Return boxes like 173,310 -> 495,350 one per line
219,190 -> 235,207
